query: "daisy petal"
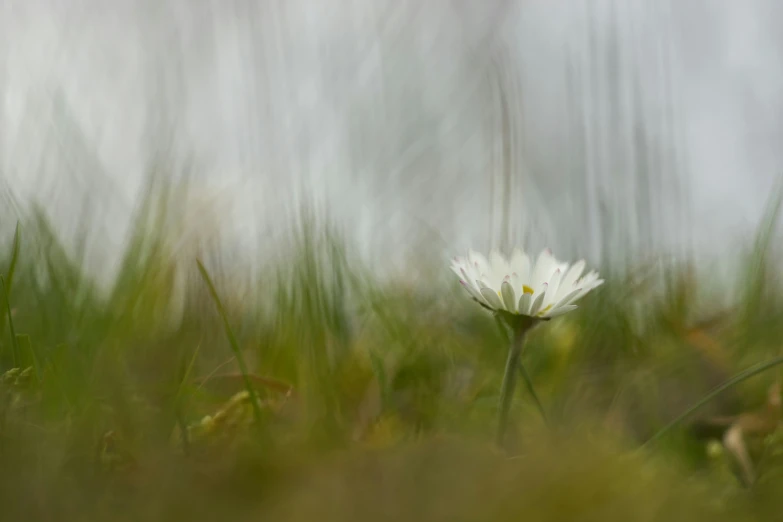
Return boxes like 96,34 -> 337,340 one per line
489,250 -> 510,277
554,288 -> 583,308
529,283 -> 548,316
560,260 -> 586,290
544,304 -> 578,318
452,248 -> 601,318
479,284 -> 503,310
544,268 -> 564,306
531,249 -> 557,289
501,280 -> 517,313
469,249 -> 490,273
460,279 -> 485,302
518,293 -> 532,315
570,279 -> 605,304
510,248 -> 531,282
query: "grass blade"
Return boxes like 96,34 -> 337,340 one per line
16,334 -> 40,383
0,276 -> 19,366
5,222 -> 20,295
196,259 -> 264,425
0,222 -> 20,343
172,342 -> 201,456
518,362 -> 549,427
194,373 -> 295,396
740,179 -> 783,329
173,342 -> 201,407
642,355 -> 783,448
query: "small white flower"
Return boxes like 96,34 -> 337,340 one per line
451,247 -> 603,319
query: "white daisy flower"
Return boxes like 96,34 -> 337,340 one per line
451,247 -> 603,319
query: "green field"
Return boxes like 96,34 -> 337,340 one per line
1,182 -> 783,521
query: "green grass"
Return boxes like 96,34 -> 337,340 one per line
1,180 -> 783,521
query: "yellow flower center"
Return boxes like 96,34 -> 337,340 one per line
523,285 -> 534,295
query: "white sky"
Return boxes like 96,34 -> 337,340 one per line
0,0 -> 781,283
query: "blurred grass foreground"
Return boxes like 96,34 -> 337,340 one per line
2,180 -> 783,522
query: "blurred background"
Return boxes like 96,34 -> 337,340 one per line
3,2 -> 783,520
1,0 -> 781,283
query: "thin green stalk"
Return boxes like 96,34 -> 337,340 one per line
196,259 -> 264,426
0,223 -> 20,344
496,318 -> 535,447
173,342 -> 201,407
16,334 -> 40,383
518,361 -> 548,427
0,276 -> 19,366
497,335 -> 523,446
643,355 -> 783,449
170,342 -> 201,455
4,223 -> 20,295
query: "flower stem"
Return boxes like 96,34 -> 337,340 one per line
496,319 -> 532,448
